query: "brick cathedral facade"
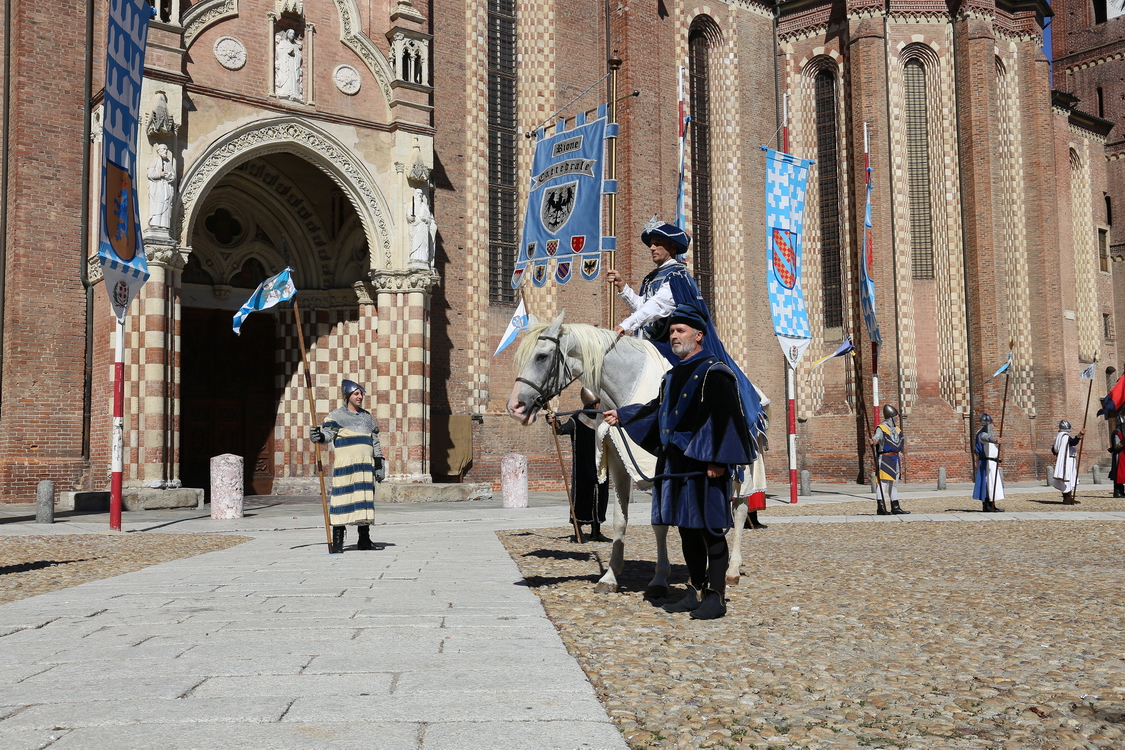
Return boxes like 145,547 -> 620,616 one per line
0,0 -> 1115,501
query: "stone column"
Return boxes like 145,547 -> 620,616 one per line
371,268 -> 439,482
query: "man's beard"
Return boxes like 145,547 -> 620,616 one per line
670,338 -> 692,358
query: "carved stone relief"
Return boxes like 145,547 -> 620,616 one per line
214,36 -> 247,70
333,64 -> 362,95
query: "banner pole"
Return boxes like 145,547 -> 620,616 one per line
606,53 -> 622,328
292,299 -> 335,552
787,362 -> 798,504
110,315 -> 125,531
1075,353 -> 1097,483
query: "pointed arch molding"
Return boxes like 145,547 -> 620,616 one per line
182,0 -> 239,48
179,117 -> 393,267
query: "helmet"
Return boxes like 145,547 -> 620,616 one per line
980,413 -> 992,424
342,379 -> 366,397
882,404 -> 899,420
579,387 -> 601,409
1058,420 -> 1071,431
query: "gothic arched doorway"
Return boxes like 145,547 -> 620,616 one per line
179,151 -> 371,495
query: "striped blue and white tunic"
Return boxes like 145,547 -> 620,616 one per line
320,407 -> 383,525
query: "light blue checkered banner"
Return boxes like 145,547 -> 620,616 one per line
763,148 -> 814,367
98,0 -> 153,322
860,180 -> 882,345
513,106 -> 611,288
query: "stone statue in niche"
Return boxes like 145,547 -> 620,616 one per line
407,187 -> 437,269
146,91 -> 176,136
274,29 -> 304,100
146,143 -> 177,235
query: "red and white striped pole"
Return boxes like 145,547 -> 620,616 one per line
781,94 -> 798,504
110,315 -> 125,531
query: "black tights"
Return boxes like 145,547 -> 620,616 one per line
678,527 -> 728,593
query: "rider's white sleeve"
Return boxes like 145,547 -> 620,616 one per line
620,284 -> 675,333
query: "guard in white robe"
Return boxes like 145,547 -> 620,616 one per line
1050,420 -> 1085,504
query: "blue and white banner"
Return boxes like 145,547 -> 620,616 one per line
860,181 -> 882,346
984,351 -> 1013,384
232,268 -> 297,335
805,338 -> 855,382
763,148 -> 814,367
493,299 -> 537,356
98,0 -> 153,322
513,106 -> 613,288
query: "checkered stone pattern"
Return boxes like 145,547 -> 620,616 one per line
377,291 -> 429,478
1070,141 -> 1100,362
886,29 -> 971,416
787,49 -> 856,418
272,307 -> 375,482
996,48 -> 1037,418
464,0 -> 490,414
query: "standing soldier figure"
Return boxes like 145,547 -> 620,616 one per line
972,413 -> 1005,512
1110,408 -> 1125,498
1051,420 -> 1085,505
870,404 -> 909,515
310,379 -> 386,552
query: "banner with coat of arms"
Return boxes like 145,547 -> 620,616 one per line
512,105 -> 615,288
98,0 -> 153,322
763,147 -> 814,368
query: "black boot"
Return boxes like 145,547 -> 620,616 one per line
690,588 -> 727,620
588,522 -> 609,542
984,500 -> 1004,513
357,525 -> 373,550
876,496 -> 889,515
748,511 -> 768,529
330,526 -> 345,554
662,584 -> 702,613
890,499 -> 910,515
1114,483 -> 1125,498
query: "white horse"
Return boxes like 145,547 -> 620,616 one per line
506,312 -> 766,593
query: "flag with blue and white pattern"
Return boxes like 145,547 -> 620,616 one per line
97,0 -> 154,322
763,148 -> 814,367
232,268 -> 297,335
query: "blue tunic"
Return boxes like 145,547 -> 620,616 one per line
972,427 -> 995,502
616,349 -> 755,532
637,261 -> 765,462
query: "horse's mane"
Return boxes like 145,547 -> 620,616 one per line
513,322 -> 649,391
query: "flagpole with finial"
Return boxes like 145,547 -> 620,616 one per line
781,93 -> 798,504
606,52 -> 622,328
990,339 -> 1015,505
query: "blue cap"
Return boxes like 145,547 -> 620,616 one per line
641,221 -> 691,253
667,303 -> 708,332
342,379 -> 365,397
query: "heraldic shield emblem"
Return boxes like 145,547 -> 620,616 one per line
105,161 -> 137,262
541,180 -> 578,234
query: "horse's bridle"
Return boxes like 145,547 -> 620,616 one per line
515,333 -> 581,410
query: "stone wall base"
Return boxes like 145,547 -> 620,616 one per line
273,478 -> 492,503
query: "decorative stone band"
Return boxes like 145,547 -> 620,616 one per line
370,267 -> 440,294
87,244 -> 188,283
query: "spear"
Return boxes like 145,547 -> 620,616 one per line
292,299 -> 335,553
547,399 -> 585,544
990,340 -> 1014,506
1074,352 -> 1098,491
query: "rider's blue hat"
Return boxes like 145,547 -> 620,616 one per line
641,215 -> 691,253
342,379 -> 365,397
668,303 -> 708,332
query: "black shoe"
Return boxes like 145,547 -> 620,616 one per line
690,589 -> 727,620
876,499 -> 890,515
330,526 -> 345,554
357,525 -> 373,550
749,512 -> 768,530
662,585 -> 702,613
890,500 -> 910,515
587,523 -> 610,542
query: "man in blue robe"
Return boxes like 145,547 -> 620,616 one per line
605,216 -> 765,460
603,305 -> 755,620
971,412 -> 1004,512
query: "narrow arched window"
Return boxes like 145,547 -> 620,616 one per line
1107,195 -> 1113,225
904,59 -> 934,280
1094,0 -> 1108,24
814,68 -> 843,331
1098,87 -> 1106,118
487,0 -> 518,304
688,27 -> 714,309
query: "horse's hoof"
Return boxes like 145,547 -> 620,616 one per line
593,582 -> 617,594
644,585 -> 668,600
726,575 -> 740,587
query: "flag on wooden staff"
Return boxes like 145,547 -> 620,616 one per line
494,298 -> 537,356
984,351 -> 1013,384
804,338 -> 855,382
232,268 -> 297,335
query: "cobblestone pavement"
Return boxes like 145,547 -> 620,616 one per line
499,513 -> 1125,749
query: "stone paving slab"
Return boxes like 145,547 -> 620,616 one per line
35,722 -> 423,750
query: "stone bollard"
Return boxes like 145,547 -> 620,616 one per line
210,454 -> 244,519
799,469 -> 810,496
36,480 -> 54,524
870,471 -> 877,494
1093,464 -> 1102,485
937,467 -> 947,491
501,453 -> 529,508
